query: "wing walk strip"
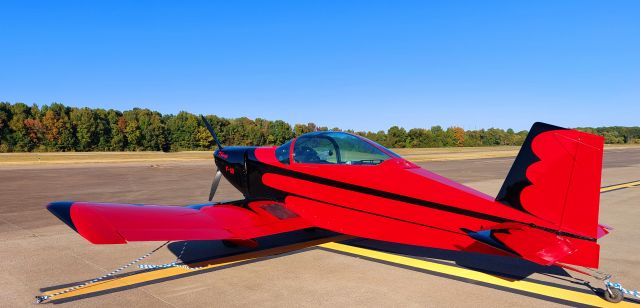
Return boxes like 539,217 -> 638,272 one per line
41,181 -> 639,305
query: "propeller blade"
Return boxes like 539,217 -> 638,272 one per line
209,170 -> 223,201
200,115 -> 224,150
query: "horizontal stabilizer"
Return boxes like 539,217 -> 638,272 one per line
467,222 -> 599,268
597,224 -> 612,239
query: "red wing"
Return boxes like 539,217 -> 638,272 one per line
48,200 -> 312,244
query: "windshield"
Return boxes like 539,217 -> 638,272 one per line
275,139 -> 293,164
293,132 -> 392,165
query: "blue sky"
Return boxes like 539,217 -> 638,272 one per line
1,1 -> 638,132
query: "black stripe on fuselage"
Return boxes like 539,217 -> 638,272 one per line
252,160 -> 509,223
249,158 -> 596,242
289,194 -> 466,236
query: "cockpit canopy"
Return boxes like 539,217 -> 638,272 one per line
275,132 -> 400,165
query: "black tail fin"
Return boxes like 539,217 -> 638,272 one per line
496,122 -> 565,211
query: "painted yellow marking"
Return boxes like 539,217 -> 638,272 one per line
319,242 -> 635,307
601,181 -> 640,193
41,235 -> 351,301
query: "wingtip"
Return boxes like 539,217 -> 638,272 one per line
47,201 -> 77,232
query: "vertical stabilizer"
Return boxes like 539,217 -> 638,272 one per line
496,122 -> 604,239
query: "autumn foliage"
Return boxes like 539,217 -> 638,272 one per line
0,102 -> 637,153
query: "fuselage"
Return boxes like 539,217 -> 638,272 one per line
212,132 -> 594,263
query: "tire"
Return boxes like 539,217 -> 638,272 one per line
604,287 -> 624,303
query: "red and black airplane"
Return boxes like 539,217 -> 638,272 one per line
47,120 -> 611,291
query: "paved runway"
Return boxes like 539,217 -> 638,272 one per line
1,147 -> 639,307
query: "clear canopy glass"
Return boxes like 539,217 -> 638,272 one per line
291,132 -> 394,165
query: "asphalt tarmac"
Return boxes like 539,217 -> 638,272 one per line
1,147 -> 639,307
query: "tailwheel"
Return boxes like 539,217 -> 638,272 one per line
604,286 -> 624,303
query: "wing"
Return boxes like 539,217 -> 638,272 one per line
48,200 -> 312,244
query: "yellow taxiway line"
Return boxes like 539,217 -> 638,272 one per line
39,180 -> 640,305
600,181 -> 640,193
319,242 -> 635,307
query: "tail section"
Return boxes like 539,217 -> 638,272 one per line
486,123 -> 606,267
496,122 -> 604,239
467,222 -> 601,267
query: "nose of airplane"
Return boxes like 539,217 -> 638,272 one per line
213,147 -> 251,195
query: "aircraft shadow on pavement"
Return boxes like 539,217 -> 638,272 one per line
342,238 -> 569,280
44,230 -> 608,304
167,228 -> 339,264
40,229 -> 338,297
170,232 -> 573,283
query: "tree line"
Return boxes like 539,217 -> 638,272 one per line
0,102 -> 638,152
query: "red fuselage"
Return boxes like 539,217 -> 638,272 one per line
213,133 -> 598,267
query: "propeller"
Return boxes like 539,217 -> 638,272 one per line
200,115 -> 225,201
200,115 -> 223,150
209,169 -> 223,201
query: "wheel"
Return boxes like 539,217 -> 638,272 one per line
604,287 -> 624,303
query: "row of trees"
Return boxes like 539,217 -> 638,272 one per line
0,102 -> 638,152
